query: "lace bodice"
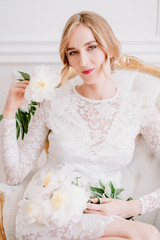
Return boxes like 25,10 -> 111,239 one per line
1,81 -> 160,217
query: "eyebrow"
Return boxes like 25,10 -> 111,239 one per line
67,41 -> 97,51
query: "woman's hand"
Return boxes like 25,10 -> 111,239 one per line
3,81 -> 29,118
84,198 -> 142,218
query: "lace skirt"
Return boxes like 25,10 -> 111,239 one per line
15,167 -> 121,240
16,213 -> 120,240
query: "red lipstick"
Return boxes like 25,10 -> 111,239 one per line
82,68 -> 94,75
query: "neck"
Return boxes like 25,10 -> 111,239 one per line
77,77 -> 117,100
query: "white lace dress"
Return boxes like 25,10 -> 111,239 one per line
1,81 -> 160,240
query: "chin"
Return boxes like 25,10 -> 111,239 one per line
83,80 -> 97,85
86,81 -> 97,85
81,76 -> 97,85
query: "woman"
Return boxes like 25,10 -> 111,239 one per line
2,11 -> 160,240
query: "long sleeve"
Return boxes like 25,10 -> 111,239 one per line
1,102 -> 49,185
139,96 -> 160,214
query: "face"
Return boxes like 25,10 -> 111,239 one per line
66,24 -> 109,84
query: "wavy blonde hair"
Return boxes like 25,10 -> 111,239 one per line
59,11 -> 121,84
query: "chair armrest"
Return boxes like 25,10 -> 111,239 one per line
0,191 -> 6,240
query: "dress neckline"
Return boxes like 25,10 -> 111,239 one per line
73,85 -> 120,103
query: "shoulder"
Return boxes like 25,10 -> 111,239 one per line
117,88 -> 156,116
118,88 -> 153,106
55,76 -> 83,99
41,76 -> 82,110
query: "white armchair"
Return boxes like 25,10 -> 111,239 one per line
1,55 -> 160,240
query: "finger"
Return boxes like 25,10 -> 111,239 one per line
84,209 -> 104,215
10,88 -> 26,94
12,82 -> 29,88
86,203 -> 101,211
90,198 -> 112,204
89,198 -> 99,204
89,198 -> 102,204
100,198 -> 113,204
10,86 -> 28,93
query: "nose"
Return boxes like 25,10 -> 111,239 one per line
79,51 -> 89,67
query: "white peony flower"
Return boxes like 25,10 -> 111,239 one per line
41,171 -> 60,196
25,65 -> 60,102
24,165 -> 89,227
49,183 -> 89,227
26,199 -> 52,225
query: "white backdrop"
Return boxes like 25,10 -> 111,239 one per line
0,0 -> 160,182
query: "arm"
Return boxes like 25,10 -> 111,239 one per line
1,105 -> 49,185
86,96 -> 160,218
1,81 -> 49,185
138,96 -> 160,214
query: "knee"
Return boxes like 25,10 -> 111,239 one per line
147,225 -> 160,240
129,223 -> 160,240
139,225 -> 160,240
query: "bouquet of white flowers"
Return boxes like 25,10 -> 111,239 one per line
19,165 -> 133,228
20,165 -> 89,227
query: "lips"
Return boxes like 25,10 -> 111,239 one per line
82,68 -> 94,75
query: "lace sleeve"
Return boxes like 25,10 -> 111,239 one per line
1,102 -> 49,185
139,96 -> 160,214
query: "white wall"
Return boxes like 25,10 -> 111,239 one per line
0,0 -> 160,182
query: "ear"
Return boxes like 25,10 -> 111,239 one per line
107,47 -> 114,58
105,50 -> 114,61
105,52 -> 113,63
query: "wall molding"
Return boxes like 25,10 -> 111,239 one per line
0,37 -> 160,65
121,39 -> 160,65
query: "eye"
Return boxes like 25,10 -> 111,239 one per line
69,51 -> 78,56
88,45 -> 97,50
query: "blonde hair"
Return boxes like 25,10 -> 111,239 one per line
59,11 -> 121,84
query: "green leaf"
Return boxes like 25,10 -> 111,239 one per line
28,103 -> 39,116
16,111 -> 24,140
104,193 -> 109,198
90,187 -> 104,198
0,114 -> 3,121
126,216 -> 134,220
18,71 -> 30,80
20,111 -> 29,134
99,180 -> 105,190
127,197 -> 133,201
110,192 -> 114,198
97,198 -> 101,204
28,112 -> 31,123
88,200 -> 93,203
22,111 -> 30,133
31,106 -> 36,111
16,120 -> 20,139
90,192 -> 103,198
17,79 -> 25,82
105,182 -> 112,197
31,101 -> 39,106
109,181 -> 115,194
16,112 -> 21,123
114,188 -> 124,199
14,100 -> 39,140
90,187 -> 104,194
